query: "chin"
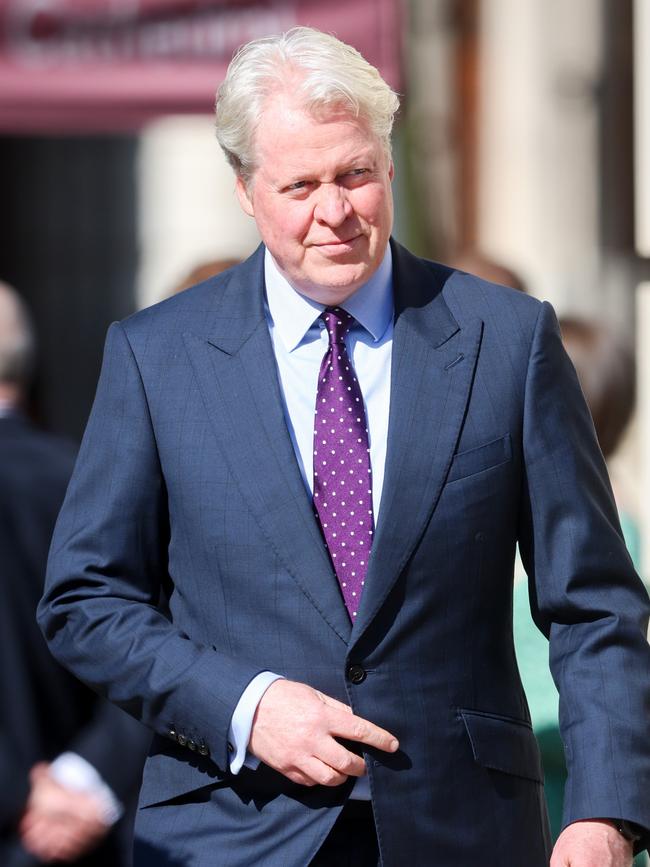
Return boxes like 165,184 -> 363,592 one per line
317,263 -> 370,291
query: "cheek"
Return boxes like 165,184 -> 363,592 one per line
354,187 -> 391,226
266,204 -> 312,247
263,202 -> 310,236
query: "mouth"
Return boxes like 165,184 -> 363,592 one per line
312,235 -> 364,254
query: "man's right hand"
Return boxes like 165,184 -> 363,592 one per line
248,679 -> 399,786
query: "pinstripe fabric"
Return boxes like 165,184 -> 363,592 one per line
39,241 -> 650,866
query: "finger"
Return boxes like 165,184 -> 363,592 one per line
81,818 -> 108,839
40,824 -> 88,862
28,762 -> 50,784
72,820 -> 107,849
21,820 -> 58,859
20,814 -> 49,843
283,768 -> 318,786
316,691 -> 353,713
18,809 -> 36,834
318,740 -> 367,778
302,757 -> 349,787
328,711 -> 399,753
57,833 -> 95,861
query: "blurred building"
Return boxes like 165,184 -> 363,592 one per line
0,0 -> 404,439
406,0 -> 650,576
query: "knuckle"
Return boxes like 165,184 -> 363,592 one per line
352,720 -> 368,740
320,769 -> 342,786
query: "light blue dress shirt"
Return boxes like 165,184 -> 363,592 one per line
227,246 -> 394,799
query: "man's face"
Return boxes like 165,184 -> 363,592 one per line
236,94 -> 394,305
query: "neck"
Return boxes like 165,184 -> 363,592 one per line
278,271 -> 364,308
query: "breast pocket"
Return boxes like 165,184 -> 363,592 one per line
447,433 -> 512,484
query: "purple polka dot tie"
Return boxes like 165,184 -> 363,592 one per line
313,307 -> 374,620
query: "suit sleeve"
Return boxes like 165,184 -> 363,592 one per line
38,322 -> 265,773
518,301 -> 650,838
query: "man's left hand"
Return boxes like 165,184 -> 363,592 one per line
19,762 -> 110,863
551,820 -> 634,866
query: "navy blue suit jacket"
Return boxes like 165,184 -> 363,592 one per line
39,241 -> 650,866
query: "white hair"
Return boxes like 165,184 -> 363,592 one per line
0,281 -> 35,387
215,26 -> 400,183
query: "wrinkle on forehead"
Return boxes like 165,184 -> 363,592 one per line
249,89 -> 376,179
253,98 -> 383,185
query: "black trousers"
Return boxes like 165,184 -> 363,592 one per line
310,800 -> 379,867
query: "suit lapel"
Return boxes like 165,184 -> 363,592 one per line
182,242 -> 482,647
183,247 -> 351,644
351,243 -> 483,643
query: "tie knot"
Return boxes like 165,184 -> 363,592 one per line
321,307 -> 354,346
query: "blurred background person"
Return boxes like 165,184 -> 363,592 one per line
0,281 -> 149,866
171,257 -> 241,295
447,247 -> 527,294
559,317 -> 639,560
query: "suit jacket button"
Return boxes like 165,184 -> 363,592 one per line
199,744 -> 209,756
177,734 -> 187,746
187,740 -> 197,751
347,664 -> 367,684
168,727 -> 177,739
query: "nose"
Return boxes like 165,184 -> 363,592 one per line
313,183 -> 352,227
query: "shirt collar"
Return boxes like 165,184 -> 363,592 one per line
264,245 -> 394,352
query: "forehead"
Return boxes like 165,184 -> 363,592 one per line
252,94 -> 382,177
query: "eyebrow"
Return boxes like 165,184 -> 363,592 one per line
280,157 -> 378,187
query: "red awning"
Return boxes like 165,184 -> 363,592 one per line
0,0 -> 403,133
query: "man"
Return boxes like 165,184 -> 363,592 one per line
39,28 -> 650,866
0,282 -> 148,865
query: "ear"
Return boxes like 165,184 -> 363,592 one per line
235,175 -> 255,217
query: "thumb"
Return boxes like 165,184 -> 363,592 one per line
29,762 -> 50,783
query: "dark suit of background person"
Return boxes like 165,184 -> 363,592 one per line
36,231 -> 650,865
0,285 -> 149,866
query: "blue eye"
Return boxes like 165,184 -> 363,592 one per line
340,169 -> 369,184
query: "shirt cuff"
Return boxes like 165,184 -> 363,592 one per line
49,752 -> 123,825
228,671 -> 284,775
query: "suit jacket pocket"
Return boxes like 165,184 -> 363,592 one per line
447,433 -> 512,483
459,708 -> 543,783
